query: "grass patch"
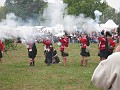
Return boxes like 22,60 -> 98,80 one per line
0,43 -> 100,90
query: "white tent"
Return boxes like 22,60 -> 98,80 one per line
100,20 -> 118,30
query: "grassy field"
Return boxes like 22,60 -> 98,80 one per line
0,43 -> 100,90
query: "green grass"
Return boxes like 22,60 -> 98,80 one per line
0,43 -> 100,90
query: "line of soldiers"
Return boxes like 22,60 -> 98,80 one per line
0,28 -> 118,66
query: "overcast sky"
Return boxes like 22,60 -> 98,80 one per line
0,0 -> 5,6
106,0 -> 120,11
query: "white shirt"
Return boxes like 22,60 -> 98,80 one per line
91,52 -> 120,90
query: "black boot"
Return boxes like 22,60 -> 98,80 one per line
30,62 -> 32,66
33,61 -> 35,66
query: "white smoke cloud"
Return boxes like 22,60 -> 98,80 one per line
43,1 -> 100,34
94,10 -> 102,23
0,13 -> 40,43
43,0 -> 65,26
0,0 -> 102,41
0,13 -> 19,27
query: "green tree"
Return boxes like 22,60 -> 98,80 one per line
0,6 -> 8,21
100,7 -> 115,23
116,12 -> 120,24
101,7 -> 120,24
63,0 -> 108,19
5,0 -> 47,20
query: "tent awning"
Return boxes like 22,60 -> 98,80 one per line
100,19 -> 118,29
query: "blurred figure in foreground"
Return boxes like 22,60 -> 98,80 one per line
91,25 -> 120,90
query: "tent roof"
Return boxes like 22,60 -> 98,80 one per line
100,19 -> 118,29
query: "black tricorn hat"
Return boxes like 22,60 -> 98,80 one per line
106,31 -> 112,37
101,30 -> 105,35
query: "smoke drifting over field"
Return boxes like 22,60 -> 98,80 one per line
0,0 -> 102,42
43,0 -> 101,33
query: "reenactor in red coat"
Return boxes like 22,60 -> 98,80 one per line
79,33 -> 90,66
42,38 -> 52,66
0,40 -> 5,63
58,34 -> 69,66
98,31 -> 107,60
43,38 -> 52,50
106,31 -> 116,57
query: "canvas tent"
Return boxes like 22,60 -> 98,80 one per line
100,20 -> 118,30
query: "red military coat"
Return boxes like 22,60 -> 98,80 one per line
59,37 -> 69,51
98,37 -> 106,50
43,39 -> 51,49
79,37 -> 87,49
0,41 -> 4,51
108,39 -> 116,52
